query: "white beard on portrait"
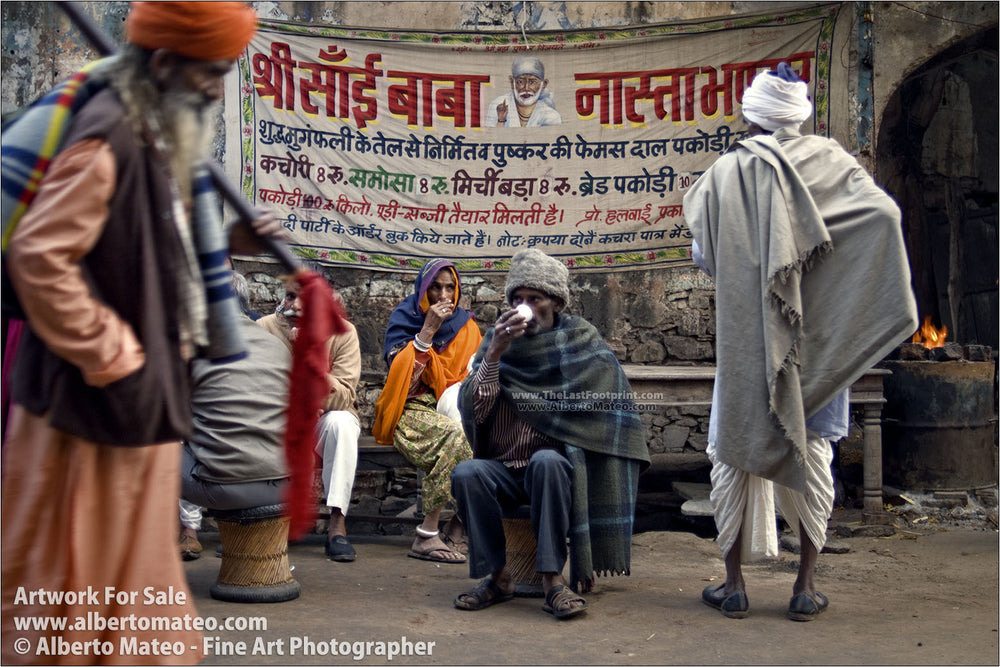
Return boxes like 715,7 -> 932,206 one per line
515,86 -> 543,108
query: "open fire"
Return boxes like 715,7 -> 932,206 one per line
883,316 -> 996,492
911,316 -> 947,349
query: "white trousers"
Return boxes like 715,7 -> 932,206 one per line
178,498 -> 202,531
708,431 -> 835,562
315,411 -> 361,513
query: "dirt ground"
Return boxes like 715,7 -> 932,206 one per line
182,508 -> 999,667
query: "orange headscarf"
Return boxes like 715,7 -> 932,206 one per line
371,320 -> 481,445
126,1 -> 257,61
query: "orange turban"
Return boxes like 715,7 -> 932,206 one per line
126,1 -> 257,61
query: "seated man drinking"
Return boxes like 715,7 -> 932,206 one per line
452,248 -> 650,620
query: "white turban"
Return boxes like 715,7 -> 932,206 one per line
741,62 -> 813,131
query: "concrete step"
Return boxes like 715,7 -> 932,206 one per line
679,499 -> 715,517
671,482 -> 714,517
357,435 -> 413,471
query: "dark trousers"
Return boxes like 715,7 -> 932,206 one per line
180,447 -> 285,511
451,449 -> 573,580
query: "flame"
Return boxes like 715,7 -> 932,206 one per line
912,316 -> 948,349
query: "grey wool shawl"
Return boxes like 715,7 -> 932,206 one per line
459,315 -> 650,591
683,128 -> 917,493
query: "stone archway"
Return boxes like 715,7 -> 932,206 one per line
877,27 -> 998,349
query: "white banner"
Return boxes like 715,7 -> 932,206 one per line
229,3 -> 845,273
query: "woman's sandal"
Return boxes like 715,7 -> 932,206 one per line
453,577 -> 514,611
441,532 -> 469,555
409,528 -> 467,563
542,584 -> 588,619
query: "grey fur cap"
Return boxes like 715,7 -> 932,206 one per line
504,248 -> 570,306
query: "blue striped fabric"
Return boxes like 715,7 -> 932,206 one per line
192,167 -> 247,363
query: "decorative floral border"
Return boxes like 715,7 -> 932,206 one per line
255,3 -> 838,47
286,244 -> 692,273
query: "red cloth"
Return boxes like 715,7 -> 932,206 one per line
282,271 -> 348,540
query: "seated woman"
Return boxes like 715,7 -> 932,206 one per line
373,259 -> 482,563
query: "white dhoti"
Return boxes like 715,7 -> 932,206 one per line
315,411 -> 361,512
709,430 -> 835,562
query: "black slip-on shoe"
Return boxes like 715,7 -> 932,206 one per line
787,591 -> 829,621
325,535 -> 357,562
702,583 -> 750,619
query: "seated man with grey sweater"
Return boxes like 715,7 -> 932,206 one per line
181,272 -> 290,525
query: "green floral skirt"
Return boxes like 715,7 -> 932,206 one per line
393,392 -> 473,514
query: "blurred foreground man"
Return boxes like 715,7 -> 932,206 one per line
683,63 -> 918,621
1,3 -> 270,663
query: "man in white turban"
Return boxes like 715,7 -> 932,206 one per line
684,63 -> 917,621
485,56 -> 562,127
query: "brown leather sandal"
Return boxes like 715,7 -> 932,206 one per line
454,577 -> 515,611
542,584 -> 588,619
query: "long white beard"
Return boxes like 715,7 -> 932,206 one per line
111,59 -> 215,197
160,91 -> 215,199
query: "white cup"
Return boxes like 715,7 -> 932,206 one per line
514,303 -> 533,322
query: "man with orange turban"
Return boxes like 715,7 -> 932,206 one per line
1,3 -> 277,664
373,259 -> 481,563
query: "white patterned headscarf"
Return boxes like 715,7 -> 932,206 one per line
741,62 -> 813,131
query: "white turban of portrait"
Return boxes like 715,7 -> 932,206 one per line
511,56 -> 545,79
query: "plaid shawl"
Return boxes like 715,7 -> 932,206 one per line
1,59 -> 112,251
460,315 -> 650,592
1,59 -> 111,320
1,59 -> 246,362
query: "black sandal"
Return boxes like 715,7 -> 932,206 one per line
454,577 -> 514,611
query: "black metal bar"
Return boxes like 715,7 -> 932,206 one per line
59,1 -> 301,274
60,1 -> 116,56
205,163 -> 302,272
